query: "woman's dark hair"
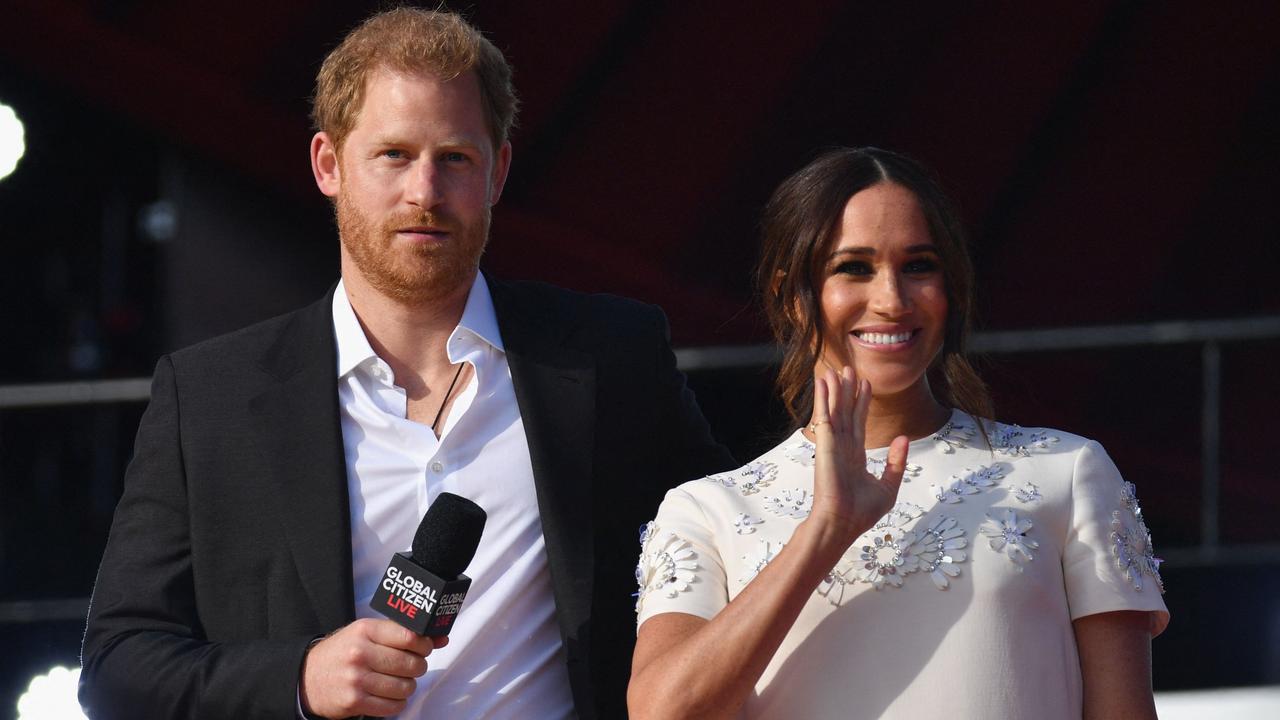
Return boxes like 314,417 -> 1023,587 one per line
756,146 -> 993,427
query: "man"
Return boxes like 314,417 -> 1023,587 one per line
79,9 -> 732,719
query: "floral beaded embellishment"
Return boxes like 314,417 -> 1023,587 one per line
817,570 -> 855,605
930,464 -> 1006,504
1120,480 -> 1143,517
1013,481 -> 1043,503
981,509 -> 1039,567
848,502 -> 921,585
740,539 -> 785,584
786,438 -> 924,481
763,489 -> 812,519
932,418 -> 976,453
733,513 -> 764,535
634,522 -> 699,612
783,438 -> 815,467
856,530 -> 913,589
987,423 -> 1060,457
702,461 -> 778,495
785,435 -> 925,482
933,477 -> 980,504
854,510 -> 968,590
865,456 -> 923,482
912,515 -> 969,590
821,503 -> 969,597
965,464 -> 1006,489
876,502 -> 927,529
1110,481 -> 1165,592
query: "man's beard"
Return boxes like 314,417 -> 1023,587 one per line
336,190 -> 490,304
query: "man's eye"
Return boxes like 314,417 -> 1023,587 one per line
382,149 -> 406,159
443,151 -> 468,163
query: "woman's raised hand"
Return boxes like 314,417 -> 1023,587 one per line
807,366 -> 909,547
630,366 -> 912,719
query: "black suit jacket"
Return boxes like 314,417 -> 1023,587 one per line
80,276 -> 734,719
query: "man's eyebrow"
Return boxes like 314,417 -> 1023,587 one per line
362,139 -> 490,162
435,137 -> 483,149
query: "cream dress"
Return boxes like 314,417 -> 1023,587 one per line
635,410 -> 1169,719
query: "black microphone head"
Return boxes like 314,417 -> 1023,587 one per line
411,492 -> 487,579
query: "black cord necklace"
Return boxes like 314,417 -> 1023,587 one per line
430,362 -> 466,436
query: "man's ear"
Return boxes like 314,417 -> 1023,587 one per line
487,141 -> 512,206
311,132 -> 341,198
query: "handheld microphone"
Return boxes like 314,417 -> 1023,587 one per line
370,492 -> 487,637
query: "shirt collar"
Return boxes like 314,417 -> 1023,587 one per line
332,278 -> 377,378
332,273 -> 505,379
455,272 -> 504,355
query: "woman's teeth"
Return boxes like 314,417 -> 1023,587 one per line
858,331 -> 912,345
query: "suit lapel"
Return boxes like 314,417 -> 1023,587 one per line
488,276 -> 597,647
236,279 -> 598,640
248,291 -> 355,631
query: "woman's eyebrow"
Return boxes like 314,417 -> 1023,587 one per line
827,243 -> 939,260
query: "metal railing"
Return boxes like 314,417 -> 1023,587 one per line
673,315 -> 1280,569
2,315 -> 1278,624
0,377 -> 153,409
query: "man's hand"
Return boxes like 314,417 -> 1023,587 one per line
300,618 -> 449,719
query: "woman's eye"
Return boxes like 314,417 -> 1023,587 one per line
834,261 -> 873,276
904,257 -> 939,273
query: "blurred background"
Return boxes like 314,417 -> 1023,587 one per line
2,0 -> 1278,716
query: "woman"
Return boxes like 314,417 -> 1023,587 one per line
629,147 -> 1167,719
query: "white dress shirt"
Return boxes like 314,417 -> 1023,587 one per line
332,275 -> 574,719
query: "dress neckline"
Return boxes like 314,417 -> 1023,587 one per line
789,408 -> 976,455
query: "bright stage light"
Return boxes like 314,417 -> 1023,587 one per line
0,101 -> 27,182
16,665 -> 88,720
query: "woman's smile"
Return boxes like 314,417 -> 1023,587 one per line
818,181 -> 947,399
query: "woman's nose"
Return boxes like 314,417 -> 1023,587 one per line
868,273 -> 909,316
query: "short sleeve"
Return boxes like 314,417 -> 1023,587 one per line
635,487 -> 730,631
1062,440 -> 1170,636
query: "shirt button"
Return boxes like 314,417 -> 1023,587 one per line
430,461 -> 444,473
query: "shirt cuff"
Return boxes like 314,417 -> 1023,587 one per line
297,636 -> 326,719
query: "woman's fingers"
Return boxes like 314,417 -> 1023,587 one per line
811,373 -> 831,431
831,367 -> 850,433
805,364 -> 912,542
821,367 -> 839,431
852,376 -> 871,449
812,366 -> 868,456
879,435 -> 911,497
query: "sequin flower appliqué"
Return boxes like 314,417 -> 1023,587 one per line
703,461 -> 778,495
987,423 -> 1060,457
635,522 -> 700,613
787,436 -> 921,481
819,503 -> 969,602
1110,481 -> 1164,593
932,464 -> 1006,504
932,418 -> 977,453
981,509 -> 1038,567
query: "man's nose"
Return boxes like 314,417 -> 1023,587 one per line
404,162 -> 446,208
